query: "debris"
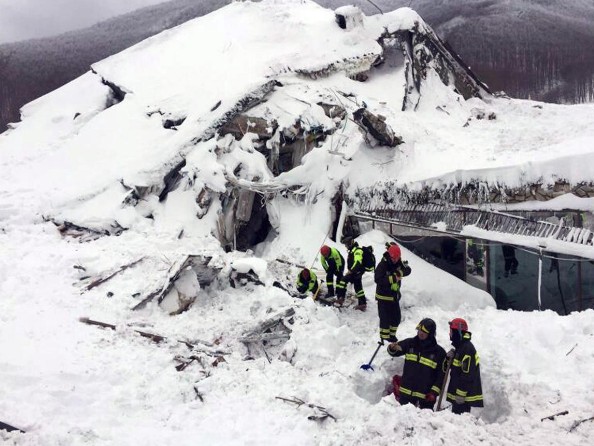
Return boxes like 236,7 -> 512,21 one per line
174,355 -> 204,372
82,257 -> 145,292
352,107 -> 403,147
193,386 -> 205,402
79,317 -> 229,357
132,254 -> 219,311
275,396 -> 337,422
569,415 -> 594,432
566,343 -> 578,356
540,410 -> 568,422
240,308 -> 295,361
0,420 -> 25,433
51,219 -> 125,242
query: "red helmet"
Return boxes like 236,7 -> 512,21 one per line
320,245 -> 331,257
301,268 -> 310,279
449,318 -> 468,332
387,243 -> 401,262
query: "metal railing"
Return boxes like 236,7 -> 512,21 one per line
353,202 -> 593,246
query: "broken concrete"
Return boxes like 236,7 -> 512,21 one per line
352,107 -> 403,147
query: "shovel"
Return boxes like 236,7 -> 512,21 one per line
360,341 -> 384,371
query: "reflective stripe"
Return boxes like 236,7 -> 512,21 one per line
416,323 -> 430,334
452,359 -> 461,367
419,356 -> 438,369
461,355 -> 471,373
475,353 -> 480,365
375,293 -> 395,301
447,393 -> 483,402
401,387 -> 428,399
455,389 -> 467,396
405,353 -> 418,362
431,385 -> 441,394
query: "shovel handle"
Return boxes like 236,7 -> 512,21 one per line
436,353 -> 454,411
360,342 -> 383,371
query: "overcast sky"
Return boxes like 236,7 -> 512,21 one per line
0,0 -> 168,44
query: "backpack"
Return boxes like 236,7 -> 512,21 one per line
362,245 -> 375,271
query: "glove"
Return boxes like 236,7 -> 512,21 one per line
387,342 -> 402,353
454,395 -> 465,404
446,348 -> 455,360
390,282 -> 400,292
425,392 -> 437,403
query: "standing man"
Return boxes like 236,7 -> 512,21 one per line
387,318 -> 447,409
501,244 -> 519,277
319,245 -> 346,300
374,242 -> 411,343
340,237 -> 367,311
446,318 -> 484,414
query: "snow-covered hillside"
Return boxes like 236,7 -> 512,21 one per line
1,1 -> 594,444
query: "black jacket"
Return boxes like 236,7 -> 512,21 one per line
388,336 -> 447,400
374,252 -> 411,302
446,332 -> 484,407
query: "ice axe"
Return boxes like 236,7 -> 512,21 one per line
360,341 -> 384,371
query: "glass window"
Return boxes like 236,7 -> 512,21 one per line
540,253 -> 578,314
466,239 -> 488,291
488,244 -> 539,311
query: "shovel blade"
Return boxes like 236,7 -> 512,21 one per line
360,364 -> 374,371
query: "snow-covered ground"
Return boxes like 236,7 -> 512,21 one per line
1,0 -> 594,444
1,224 -> 593,445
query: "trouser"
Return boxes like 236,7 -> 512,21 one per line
327,272 -> 346,298
504,257 -> 518,273
399,395 -> 434,410
377,299 -> 400,342
344,272 -> 365,305
452,402 -> 471,414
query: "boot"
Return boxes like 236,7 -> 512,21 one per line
354,303 -> 367,311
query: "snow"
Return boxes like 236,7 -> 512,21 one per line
1,0 -> 594,444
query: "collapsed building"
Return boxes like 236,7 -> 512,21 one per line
6,2 -> 593,315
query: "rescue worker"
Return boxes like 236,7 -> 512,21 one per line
296,268 -> 319,299
387,318 -> 447,409
374,242 -> 411,342
446,318 -> 484,414
339,237 -> 367,311
319,245 -> 346,300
